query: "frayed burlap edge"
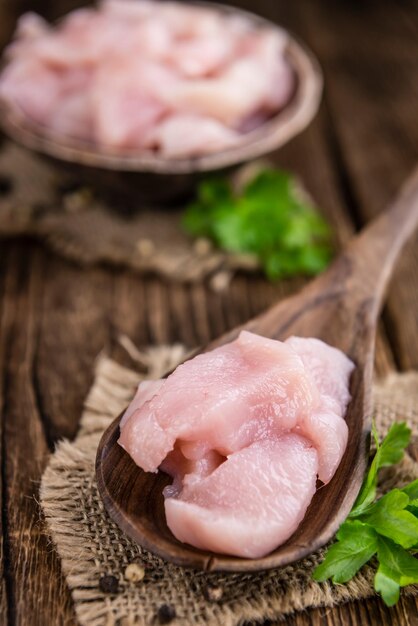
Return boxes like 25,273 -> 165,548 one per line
40,346 -> 418,626
0,143 -> 265,286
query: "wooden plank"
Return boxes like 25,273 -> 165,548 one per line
269,2 -> 416,622
1,243 -> 75,625
278,594 -> 418,626
0,2 -> 410,625
35,255 -> 112,441
0,245 -> 10,626
235,0 -> 396,379
112,273 -> 150,346
294,0 -> 418,370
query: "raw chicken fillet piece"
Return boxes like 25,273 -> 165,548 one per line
119,331 -> 319,471
119,331 -> 354,558
165,435 -> 318,558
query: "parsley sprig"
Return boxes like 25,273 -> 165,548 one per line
313,422 -> 418,606
183,169 -> 332,280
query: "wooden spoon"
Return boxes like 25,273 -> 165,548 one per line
96,167 -> 418,572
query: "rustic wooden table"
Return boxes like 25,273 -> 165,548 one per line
1,0 -> 418,624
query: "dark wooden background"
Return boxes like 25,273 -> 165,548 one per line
1,0 -> 418,624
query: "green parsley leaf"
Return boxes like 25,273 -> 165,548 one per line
377,536 -> 418,584
350,422 -> 411,516
313,521 -> 378,584
407,506 -> 418,519
374,568 -> 400,606
403,480 -> 418,521
312,422 -> 418,607
358,490 -> 418,549
402,479 -> 418,502
374,536 -> 418,605
182,169 -> 332,280
377,422 -> 411,467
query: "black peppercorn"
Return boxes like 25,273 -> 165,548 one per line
157,603 -> 176,624
99,575 -> 119,594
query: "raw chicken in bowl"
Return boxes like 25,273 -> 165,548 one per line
0,1 -> 323,201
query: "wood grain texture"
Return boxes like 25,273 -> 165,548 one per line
96,170 -> 418,571
0,0 -> 417,624
292,0 -> 418,370
34,259 -> 113,441
0,244 -> 75,625
0,247 -> 10,626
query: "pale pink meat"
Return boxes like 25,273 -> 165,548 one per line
47,67 -> 93,138
118,331 -> 353,557
0,59 -> 63,125
4,13 -> 49,63
296,411 -> 348,484
164,28 -> 292,125
134,17 -> 173,60
285,335 -> 354,483
161,446 -> 224,496
165,36 -> 235,78
101,0 -> 155,20
33,11 -> 109,68
166,56 -> 274,126
120,379 -> 165,428
285,336 -> 354,415
14,12 -> 49,44
0,0 -> 293,156
91,59 -> 172,148
49,91 -> 93,140
165,435 -> 318,558
118,331 -> 319,471
145,114 -> 240,157
240,28 -> 294,112
157,2 -> 225,38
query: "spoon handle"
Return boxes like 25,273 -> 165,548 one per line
342,165 -> 418,305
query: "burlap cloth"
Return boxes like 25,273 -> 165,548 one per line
0,142 -> 263,284
40,344 -> 418,626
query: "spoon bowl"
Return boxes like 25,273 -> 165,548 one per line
96,167 -> 418,571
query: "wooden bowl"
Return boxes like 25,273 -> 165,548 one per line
0,3 -> 322,203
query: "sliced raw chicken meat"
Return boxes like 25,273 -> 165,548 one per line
285,335 -> 354,483
157,2 -> 225,39
4,13 -> 49,63
0,0 -> 294,156
296,411 -> 348,484
49,91 -> 93,140
285,336 -> 354,415
241,29 -> 293,112
120,379 -> 165,428
91,59 -> 172,148
134,17 -> 173,60
0,59 -> 63,125
118,331 -> 319,471
145,114 -> 240,157
165,36 -> 235,78
165,435 -> 318,558
165,56 -> 273,126
164,28 -> 292,125
118,331 -> 353,558
161,446 -> 225,496
33,11 -> 107,68
101,0 -> 156,20
14,12 -> 49,44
